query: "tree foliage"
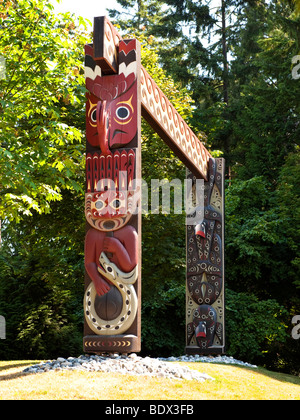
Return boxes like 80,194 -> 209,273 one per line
0,0 -> 89,359
0,190 -> 85,359
0,0 -> 88,221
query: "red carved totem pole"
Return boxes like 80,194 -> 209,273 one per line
83,17 -> 225,355
83,17 -> 141,353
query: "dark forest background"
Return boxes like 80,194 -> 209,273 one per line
0,0 -> 299,375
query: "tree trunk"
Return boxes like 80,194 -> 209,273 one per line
221,0 -> 229,105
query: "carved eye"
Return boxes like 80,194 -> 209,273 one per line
91,108 -> 97,123
95,200 -> 105,209
88,100 -> 97,127
114,95 -> 134,125
112,199 -> 121,209
110,198 -> 125,211
116,106 -> 130,121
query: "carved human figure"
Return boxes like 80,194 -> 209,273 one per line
84,183 -> 139,334
85,224 -> 138,297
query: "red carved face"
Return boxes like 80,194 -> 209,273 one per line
85,190 -> 139,232
86,74 -> 137,153
86,93 -> 101,148
91,190 -> 128,218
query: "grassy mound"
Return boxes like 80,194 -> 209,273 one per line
0,360 -> 299,400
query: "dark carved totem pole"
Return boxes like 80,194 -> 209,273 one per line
186,160 -> 225,354
83,17 -> 225,355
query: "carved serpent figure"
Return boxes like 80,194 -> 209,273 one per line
84,251 -> 138,335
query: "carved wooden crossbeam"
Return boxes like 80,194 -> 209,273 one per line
93,16 -> 211,180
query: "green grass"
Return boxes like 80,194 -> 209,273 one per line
0,360 -> 299,400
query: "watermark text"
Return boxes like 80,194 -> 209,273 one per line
0,316 -> 5,339
292,55 -> 300,80
92,174 -> 204,225
0,56 -> 5,80
291,315 -> 300,339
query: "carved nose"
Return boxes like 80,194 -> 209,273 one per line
195,222 -> 206,238
96,100 -> 110,155
196,321 -> 206,338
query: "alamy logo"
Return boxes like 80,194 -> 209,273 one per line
88,175 -> 204,225
0,316 -> 5,339
0,56 -> 5,80
292,55 -> 300,80
291,315 -> 300,340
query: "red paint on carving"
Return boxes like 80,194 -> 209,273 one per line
86,74 -> 137,152
96,100 -> 110,155
85,225 -> 138,296
119,39 -> 137,55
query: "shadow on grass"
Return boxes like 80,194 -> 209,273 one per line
213,363 -> 300,386
188,361 -> 300,387
0,361 -> 39,381
254,366 -> 300,386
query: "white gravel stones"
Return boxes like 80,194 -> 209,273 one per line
23,353 -> 256,380
159,354 -> 257,368
23,353 -> 214,381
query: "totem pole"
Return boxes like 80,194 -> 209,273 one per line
83,17 -> 141,353
83,17 -> 225,355
185,160 -> 225,354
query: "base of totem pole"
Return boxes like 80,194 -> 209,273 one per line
83,334 -> 140,354
185,346 -> 225,356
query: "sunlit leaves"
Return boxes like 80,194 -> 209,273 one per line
0,0 -> 90,221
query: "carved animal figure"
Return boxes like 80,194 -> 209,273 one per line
85,41 -> 138,154
187,304 -> 223,349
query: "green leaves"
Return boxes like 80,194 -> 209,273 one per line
0,0 -> 89,221
0,188 -> 85,359
225,288 -> 289,363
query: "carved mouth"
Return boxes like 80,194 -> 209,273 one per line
112,129 -> 126,139
97,262 -> 106,276
97,254 -> 113,280
103,220 -> 116,230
